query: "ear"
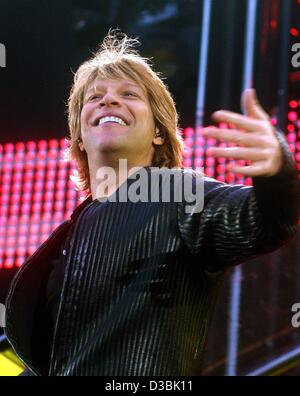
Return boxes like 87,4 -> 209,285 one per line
152,127 -> 164,146
78,141 -> 85,152
152,136 -> 164,146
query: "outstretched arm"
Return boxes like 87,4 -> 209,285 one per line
178,90 -> 300,272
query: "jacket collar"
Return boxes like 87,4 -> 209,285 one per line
70,194 -> 93,222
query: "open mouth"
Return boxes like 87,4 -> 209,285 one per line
93,115 -> 129,127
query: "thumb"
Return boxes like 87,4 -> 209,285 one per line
241,89 -> 269,120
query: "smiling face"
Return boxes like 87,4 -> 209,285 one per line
79,77 -> 163,166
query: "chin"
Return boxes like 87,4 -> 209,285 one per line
96,138 -> 124,152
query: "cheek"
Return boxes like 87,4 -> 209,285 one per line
140,107 -> 155,129
80,104 -> 93,126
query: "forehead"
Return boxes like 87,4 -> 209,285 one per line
86,78 -> 145,95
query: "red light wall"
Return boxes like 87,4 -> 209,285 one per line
0,119 -> 299,269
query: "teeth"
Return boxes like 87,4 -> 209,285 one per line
98,116 -> 127,126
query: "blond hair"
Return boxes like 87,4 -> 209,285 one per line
66,29 -> 184,194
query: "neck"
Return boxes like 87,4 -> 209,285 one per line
88,153 -> 152,200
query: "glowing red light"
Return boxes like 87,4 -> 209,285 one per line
24,171 -> 34,182
46,170 -> 56,181
184,148 -> 193,158
183,158 -> 192,167
49,139 -> 59,149
36,170 -> 45,180
207,138 -> 217,146
32,203 -> 42,213
7,238 -> 16,248
48,150 -> 58,159
34,181 -> 44,192
41,223 -> 51,233
288,111 -> 298,122
206,168 -> 214,177
216,175 -> 225,182
290,27 -> 299,37
195,137 -> 205,146
45,191 -> 54,201
26,152 -> 36,161
289,100 -> 298,109
16,247 -> 26,256
26,141 -> 36,151
54,201 -> 64,211
42,212 -> 52,221
60,138 -> 68,149
15,142 -> 25,151
206,157 -> 215,166
11,194 -> 20,205
287,133 -> 296,143
57,180 -> 67,190
270,20 -> 277,30
37,140 -> 48,150
9,205 -> 19,216
2,195 -> 9,205
184,128 -> 194,138
29,235 -> 38,244
53,212 -> 63,221
289,144 -> 295,153
47,159 -> 57,169
194,158 -> 203,167
15,258 -> 25,267
43,202 -> 53,212
55,191 -> 65,200
185,138 -> 194,147
226,173 -> 235,183
4,258 -> 14,269
4,143 -> 14,153
21,204 -> 30,214
13,173 -> 22,183
217,165 -> 226,174
195,148 -> 204,157
28,246 -> 37,255
67,188 -> 76,197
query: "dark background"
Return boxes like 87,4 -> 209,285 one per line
0,0 -> 293,143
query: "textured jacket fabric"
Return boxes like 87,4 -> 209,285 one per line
5,131 -> 300,376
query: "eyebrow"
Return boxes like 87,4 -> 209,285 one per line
86,81 -> 144,96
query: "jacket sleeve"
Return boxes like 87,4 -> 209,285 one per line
177,130 -> 300,272
18,367 -> 36,376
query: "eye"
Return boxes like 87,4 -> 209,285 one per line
87,94 -> 102,102
123,91 -> 136,97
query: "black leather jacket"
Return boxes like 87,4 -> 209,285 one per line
5,131 -> 300,376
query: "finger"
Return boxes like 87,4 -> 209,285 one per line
202,128 -> 266,147
212,110 -> 266,132
227,161 -> 269,177
241,89 -> 269,121
207,146 -> 265,161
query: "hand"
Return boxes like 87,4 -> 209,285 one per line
202,89 -> 284,177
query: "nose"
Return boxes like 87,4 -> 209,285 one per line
99,91 -> 121,107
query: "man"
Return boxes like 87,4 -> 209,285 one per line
5,30 -> 300,376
